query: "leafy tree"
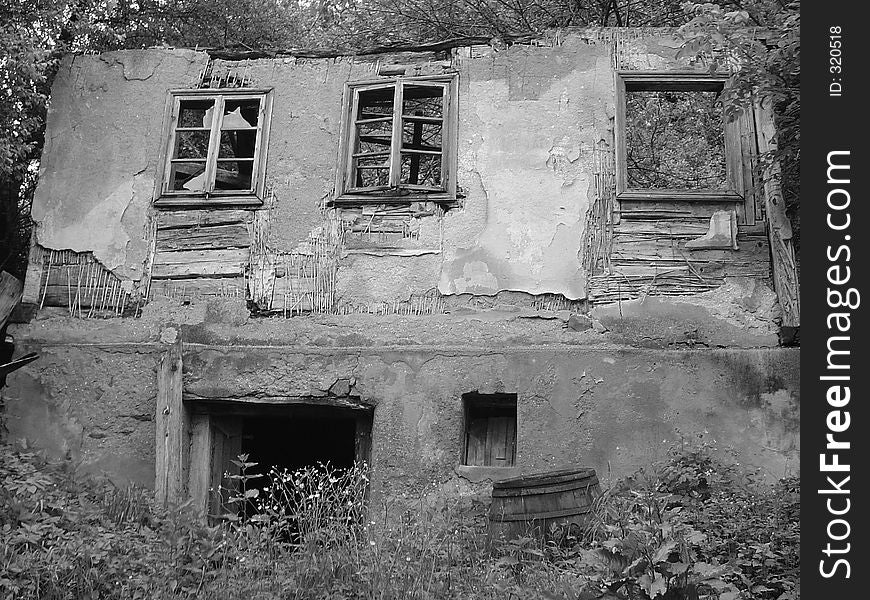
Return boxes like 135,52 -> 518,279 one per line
1,0 -> 799,281
678,0 -> 800,243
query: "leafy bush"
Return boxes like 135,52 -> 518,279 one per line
565,442 -> 799,600
0,442 -> 798,600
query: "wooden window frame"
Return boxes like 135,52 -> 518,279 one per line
333,74 -> 459,206
155,88 -> 273,208
462,393 -> 517,468
615,72 -> 745,205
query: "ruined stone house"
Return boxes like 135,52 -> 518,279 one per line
1,28 -> 799,512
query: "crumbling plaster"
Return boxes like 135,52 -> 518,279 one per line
440,39 -> 614,300
29,34 -> 631,305
4,314 -> 798,495
32,50 -> 208,280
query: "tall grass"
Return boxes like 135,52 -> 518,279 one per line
1,442 -> 798,600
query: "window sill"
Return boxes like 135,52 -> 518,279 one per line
154,195 -> 264,209
455,465 -> 521,483
332,192 -> 460,206
617,190 -> 743,202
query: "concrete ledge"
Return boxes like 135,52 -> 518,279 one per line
456,465 -> 522,483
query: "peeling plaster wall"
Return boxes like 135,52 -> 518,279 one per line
440,39 -> 614,300
11,31 -> 797,506
2,341 -> 161,485
2,326 -> 799,495
32,50 -> 208,280
29,35 -> 622,304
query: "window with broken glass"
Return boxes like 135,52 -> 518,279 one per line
335,76 -> 458,204
616,74 -> 743,202
157,89 -> 272,206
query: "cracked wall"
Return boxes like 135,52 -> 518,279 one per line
32,51 -> 208,281
439,38 -> 614,300
27,35 -> 621,311
27,32 -> 776,314
8,31 -> 796,506
3,329 -> 799,496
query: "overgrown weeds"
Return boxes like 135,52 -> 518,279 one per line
0,441 -> 798,599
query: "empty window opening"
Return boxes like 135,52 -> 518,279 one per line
191,403 -> 372,520
625,88 -> 726,191
463,393 -> 517,467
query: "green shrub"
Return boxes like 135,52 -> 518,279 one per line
0,441 -> 798,600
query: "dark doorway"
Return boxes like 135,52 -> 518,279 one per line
241,411 -> 358,477
189,402 -> 373,520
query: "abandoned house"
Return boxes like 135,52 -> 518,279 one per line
1,28 -> 799,513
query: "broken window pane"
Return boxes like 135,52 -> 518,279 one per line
342,80 -> 453,196
402,121 -> 441,150
178,99 -> 215,128
402,85 -> 443,119
174,130 -> 211,159
170,162 -> 207,191
354,155 -> 390,187
357,87 -> 394,118
214,159 -> 253,190
625,90 -> 727,190
400,152 -> 441,187
222,99 -> 259,129
218,131 -> 257,159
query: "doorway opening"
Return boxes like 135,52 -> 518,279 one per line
187,402 -> 373,520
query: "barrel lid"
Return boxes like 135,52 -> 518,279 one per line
492,467 -> 597,489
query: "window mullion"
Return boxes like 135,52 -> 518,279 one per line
249,98 -> 266,192
439,84 -> 448,191
346,88 -> 362,190
203,97 -> 223,193
163,96 -> 182,194
389,82 -> 404,188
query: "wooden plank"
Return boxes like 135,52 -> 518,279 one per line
739,109 -> 758,225
465,418 -> 487,466
156,209 -> 252,230
491,417 -> 510,467
0,271 -> 24,328
155,337 -> 187,505
618,200 -> 738,219
41,264 -> 114,286
188,414 -> 213,517
156,223 -> 250,252
505,417 -> 516,467
39,286 -> 127,309
150,277 -> 245,298
725,116 -> 746,223
754,101 -> 799,327
151,248 -> 249,279
210,417 -> 242,519
613,220 -> 709,236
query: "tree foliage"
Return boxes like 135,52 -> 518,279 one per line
678,0 -> 800,233
1,0 -> 800,279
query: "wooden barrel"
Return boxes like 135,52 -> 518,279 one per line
488,468 -> 601,541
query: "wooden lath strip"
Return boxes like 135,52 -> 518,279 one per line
33,247 -> 137,317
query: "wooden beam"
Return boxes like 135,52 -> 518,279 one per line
188,414 -> 213,517
155,336 -> 187,505
754,101 -> 800,329
0,271 -> 24,329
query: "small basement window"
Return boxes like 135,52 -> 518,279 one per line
334,75 -> 458,205
616,73 -> 743,203
156,89 -> 273,207
463,393 -> 517,467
